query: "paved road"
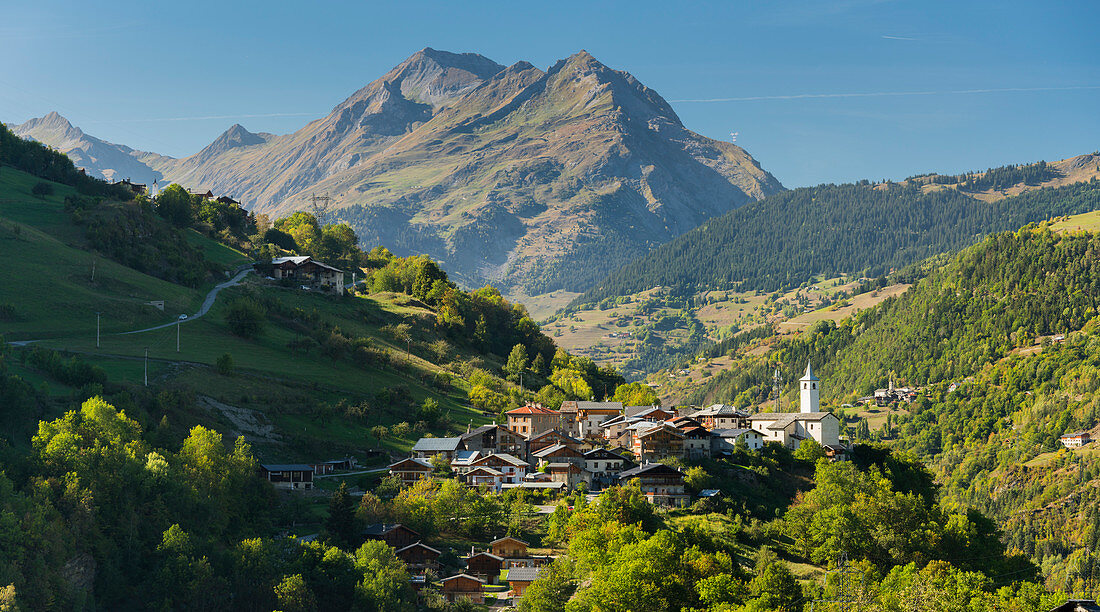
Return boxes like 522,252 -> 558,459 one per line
119,265 -> 253,336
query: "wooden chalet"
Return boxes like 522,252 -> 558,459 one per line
395,541 -> 440,571
630,423 -> 685,462
465,551 -> 504,585
464,466 -> 504,492
618,462 -> 689,507
490,536 -> 529,559
440,574 -> 484,604
532,443 -> 586,468
361,523 -> 420,550
459,423 -> 525,456
527,428 -> 583,456
546,462 -> 589,489
388,457 -> 431,484
468,453 -> 528,484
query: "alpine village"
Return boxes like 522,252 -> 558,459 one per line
1,5 -> 1100,611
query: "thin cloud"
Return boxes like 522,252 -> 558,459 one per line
671,85 -> 1100,103
86,112 -> 315,124
881,34 -> 918,41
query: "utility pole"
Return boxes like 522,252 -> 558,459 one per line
91,258 -> 96,283
176,319 -> 181,353
144,348 -> 148,387
96,312 -> 101,348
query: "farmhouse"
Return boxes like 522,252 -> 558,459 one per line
1060,431 -> 1092,449
266,256 -> 345,293
259,464 -> 314,491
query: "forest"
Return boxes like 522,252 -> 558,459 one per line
573,179 -> 1100,308
691,226 -> 1100,594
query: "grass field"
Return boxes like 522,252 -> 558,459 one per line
1050,210 -> 1100,234
184,228 -> 252,268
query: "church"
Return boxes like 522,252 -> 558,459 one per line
747,363 -> 841,450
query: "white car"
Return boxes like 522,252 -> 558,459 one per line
178,314 -> 188,320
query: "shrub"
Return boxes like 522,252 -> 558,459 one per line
225,297 -> 267,338
31,181 -> 53,198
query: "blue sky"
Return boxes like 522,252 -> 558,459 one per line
2,0 -> 1096,187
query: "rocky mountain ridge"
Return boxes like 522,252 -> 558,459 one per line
12,48 -> 783,293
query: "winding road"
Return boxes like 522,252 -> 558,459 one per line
8,265 -> 254,347
118,265 -> 253,336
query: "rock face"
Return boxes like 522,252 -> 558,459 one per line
13,49 -> 784,293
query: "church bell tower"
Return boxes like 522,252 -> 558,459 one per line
800,362 -> 820,413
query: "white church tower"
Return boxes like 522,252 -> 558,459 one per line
800,361 -> 820,413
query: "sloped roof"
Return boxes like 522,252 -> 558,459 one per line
625,405 -> 669,418
490,536 -> 529,546
260,463 -> 313,472
533,443 -> 582,457
801,361 -> 819,381
271,256 -> 311,265
711,428 -> 756,438
637,423 -> 685,438
412,437 -> 462,452
473,452 -> 528,467
362,523 -> 419,537
388,457 -> 432,469
619,462 -> 684,479
466,551 -> 504,562
396,541 -> 441,555
467,466 -> 503,476
507,567 -> 541,582
507,404 -> 559,415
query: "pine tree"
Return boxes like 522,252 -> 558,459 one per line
323,481 -> 357,549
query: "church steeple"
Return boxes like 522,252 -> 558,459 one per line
800,361 -> 820,413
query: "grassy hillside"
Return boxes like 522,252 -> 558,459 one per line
0,164 -> 531,463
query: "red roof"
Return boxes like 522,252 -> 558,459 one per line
507,404 -> 558,415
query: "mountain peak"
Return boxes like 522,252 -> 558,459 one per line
192,123 -> 266,162
15,111 -> 84,142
